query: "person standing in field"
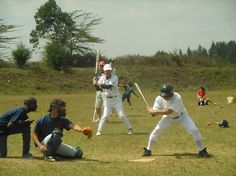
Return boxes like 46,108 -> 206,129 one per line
143,83 -> 209,157
94,64 -> 133,136
0,97 -> 37,158
122,82 -> 139,109
92,60 -> 105,121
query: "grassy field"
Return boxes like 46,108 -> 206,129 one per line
0,90 -> 235,176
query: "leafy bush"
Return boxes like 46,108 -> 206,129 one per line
11,43 -> 32,68
44,41 -> 67,70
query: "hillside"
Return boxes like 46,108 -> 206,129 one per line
0,64 -> 236,95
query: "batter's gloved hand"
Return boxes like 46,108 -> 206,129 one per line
82,127 -> 93,139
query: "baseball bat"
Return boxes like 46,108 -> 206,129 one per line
95,49 -> 100,74
208,121 -> 219,126
134,83 -> 150,107
93,49 -> 100,123
92,109 -> 100,123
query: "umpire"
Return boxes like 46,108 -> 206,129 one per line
0,97 -> 37,158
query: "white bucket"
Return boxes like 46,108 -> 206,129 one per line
227,96 -> 235,104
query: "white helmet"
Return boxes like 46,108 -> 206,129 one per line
103,64 -> 112,71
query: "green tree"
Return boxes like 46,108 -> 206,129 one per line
0,19 -> 18,54
12,43 -> 32,68
30,0 -> 103,56
44,41 -> 67,70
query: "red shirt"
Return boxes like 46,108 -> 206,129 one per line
198,89 -> 205,97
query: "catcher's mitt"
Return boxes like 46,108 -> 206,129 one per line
82,127 -> 92,139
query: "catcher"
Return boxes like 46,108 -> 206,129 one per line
32,99 -> 92,162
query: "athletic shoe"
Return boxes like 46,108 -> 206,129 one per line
44,156 -> 56,162
22,153 -> 34,159
142,147 -> 152,156
96,131 -> 102,136
199,148 -> 209,157
128,128 -> 133,135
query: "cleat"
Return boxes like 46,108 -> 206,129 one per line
199,148 -> 209,157
44,156 -> 56,162
128,128 -> 133,135
96,131 -> 102,136
22,153 -> 34,159
142,147 -> 152,156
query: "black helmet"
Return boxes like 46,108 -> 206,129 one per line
50,99 -> 66,108
219,119 -> 229,128
49,99 -> 67,117
160,83 -> 174,98
24,97 -> 37,112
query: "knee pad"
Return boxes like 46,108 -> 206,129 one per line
47,129 -> 63,156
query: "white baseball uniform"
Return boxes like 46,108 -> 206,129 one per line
146,92 -> 204,151
97,74 -> 132,133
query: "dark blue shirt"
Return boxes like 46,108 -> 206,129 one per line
0,107 -> 28,127
34,114 -> 72,142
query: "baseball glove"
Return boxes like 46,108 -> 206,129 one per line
82,127 -> 93,139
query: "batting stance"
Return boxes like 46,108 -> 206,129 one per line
0,97 -> 37,158
143,83 -> 209,157
94,64 -> 133,136
32,99 -> 92,162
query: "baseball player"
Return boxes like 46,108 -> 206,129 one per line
92,60 -> 105,121
94,64 -> 133,136
32,99 -> 91,162
0,97 -> 37,158
143,83 -> 209,157
122,82 -> 139,109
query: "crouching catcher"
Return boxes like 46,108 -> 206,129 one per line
32,99 -> 92,161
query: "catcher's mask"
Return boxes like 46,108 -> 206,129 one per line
219,119 -> 229,128
24,97 -> 37,112
49,99 -> 67,117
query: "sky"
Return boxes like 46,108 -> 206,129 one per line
0,0 -> 236,60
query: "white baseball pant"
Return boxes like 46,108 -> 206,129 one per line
147,110 -> 202,150
97,96 -> 132,132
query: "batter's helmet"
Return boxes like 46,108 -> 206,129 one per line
160,83 -> 174,98
219,119 -> 229,128
24,97 -> 37,111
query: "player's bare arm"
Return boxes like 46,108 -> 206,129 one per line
32,131 -> 47,152
93,77 -> 98,85
69,123 -> 83,133
147,106 -> 174,116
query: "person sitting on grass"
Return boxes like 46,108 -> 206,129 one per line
197,86 -> 216,106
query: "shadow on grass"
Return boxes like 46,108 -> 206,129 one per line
155,152 -> 213,159
55,157 -> 111,163
4,156 -> 110,163
102,131 -> 149,136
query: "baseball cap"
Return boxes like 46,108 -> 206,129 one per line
103,64 -> 112,71
99,60 -> 105,66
